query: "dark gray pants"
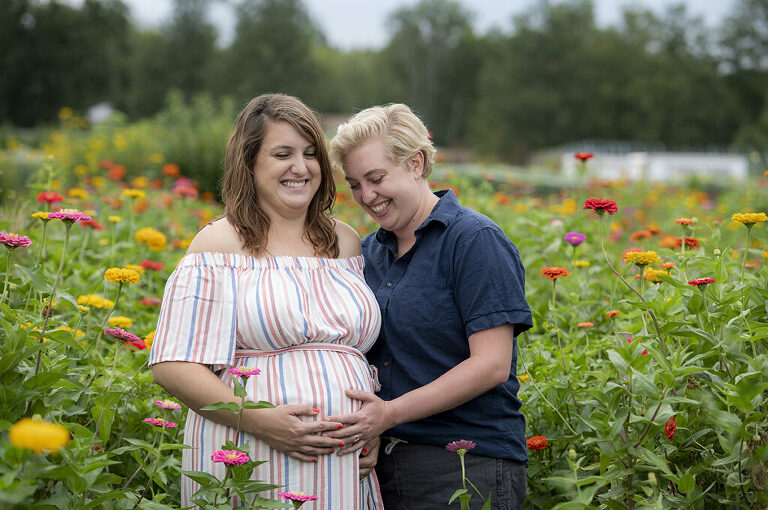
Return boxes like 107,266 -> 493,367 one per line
376,439 -> 527,509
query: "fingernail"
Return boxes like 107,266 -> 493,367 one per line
337,424 -> 343,429
329,450 -> 334,454
362,449 -> 368,455
338,442 -> 345,446
313,459 -> 318,463
312,407 -> 320,413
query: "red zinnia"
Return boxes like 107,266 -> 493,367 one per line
79,219 -> 103,230
526,436 -> 549,450
540,267 -> 569,280
583,198 -> 618,215
688,278 -> 715,287
605,310 -> 621,319
675,237 -> 700,249
36,191 -> 63,204
107,165 -> 126,180
140,260 -> 164,271
574,152 -> 594,162
664,417 -> 677,440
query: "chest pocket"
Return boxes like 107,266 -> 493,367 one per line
394,275 -> 463,332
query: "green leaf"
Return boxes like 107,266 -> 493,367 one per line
629,446 -> 672,476
678,473 -> 695,494
242,400 -> 275,410
200,402 -> 240,413
607,350 -> 629,374
181,470 -> 221,486
448,488 -> 467,504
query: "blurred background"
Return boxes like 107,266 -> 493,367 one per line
1,0 -> 767,194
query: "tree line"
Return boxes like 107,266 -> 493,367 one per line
2,0 -> 767,162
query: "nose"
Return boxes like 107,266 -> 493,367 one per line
359,183 -> 377,204
291,155 -> 308,174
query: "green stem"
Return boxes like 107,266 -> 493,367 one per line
34,225 -> 71,377
739,226 -> 752,284
599,216 -> 666,355
518,345 -> 577,435
2,250 -> 13,300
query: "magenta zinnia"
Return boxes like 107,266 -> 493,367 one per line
564,232 -> 586,246
211,449 -> 250,466
278,492 -> 319,503
143,417 -> 177,428
688,278 -> 715,287
228,366 -> 262,377
155,399 -> 182,410
583,198 -> 618,215
48,209 -> 91,224
445,439 -> 476,454
0,232 -> 33,249
103,328 -> 142,342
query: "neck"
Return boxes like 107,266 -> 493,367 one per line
394,185 -> 439,253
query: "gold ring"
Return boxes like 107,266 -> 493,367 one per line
353,434 -> 360,443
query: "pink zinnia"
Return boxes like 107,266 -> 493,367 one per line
445,439 -> 476,453
228,366 -> 261,377
139,297 -> 162,307
48,209 -> 91,224
103,327 -> 142,342
574,152 -> 594,162
36,191 -> 63,204
143,417 -> 177,428
583,198 -> 618,215
0,232 -> 33,249
155,399 -> 182,410
278,491 -> 319,503
688,278 -> 715,287
211,449 -> 250,466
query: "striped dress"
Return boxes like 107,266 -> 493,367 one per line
148,252 -> 383,509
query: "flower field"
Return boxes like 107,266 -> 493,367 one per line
1,117 -> 767,508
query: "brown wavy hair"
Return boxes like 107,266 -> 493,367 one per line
221,94 -> 338,257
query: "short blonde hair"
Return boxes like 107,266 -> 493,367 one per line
329,104 -> 436,178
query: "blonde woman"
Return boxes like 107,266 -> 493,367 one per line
328,104 -> 533,509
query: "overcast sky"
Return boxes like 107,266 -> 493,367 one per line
119,0 -> 736,49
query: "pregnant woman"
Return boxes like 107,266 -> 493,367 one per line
149,94 -> 383,509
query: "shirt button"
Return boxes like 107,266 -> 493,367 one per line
386,282 -> 393,287
383,361 -> 389,367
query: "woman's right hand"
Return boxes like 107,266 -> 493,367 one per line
246,405 -> 345,462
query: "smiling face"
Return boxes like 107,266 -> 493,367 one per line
343,138 -> 433,239
253,120 -> 322,219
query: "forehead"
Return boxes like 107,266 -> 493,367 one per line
262,120 -> 313,147
342,139 -> 394,178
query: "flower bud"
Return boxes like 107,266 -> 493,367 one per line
568,448 -> 577,460
753,434 -> 761,442
713,248 -> 721,258
648,472 -> 656,483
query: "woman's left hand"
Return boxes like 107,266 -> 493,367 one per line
326,389 -> 393,455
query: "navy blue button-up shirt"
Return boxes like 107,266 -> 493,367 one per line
363,190 -> 533,461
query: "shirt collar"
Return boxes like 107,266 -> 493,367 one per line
373,189 -> 460,245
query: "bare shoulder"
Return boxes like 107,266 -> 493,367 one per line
333,219 -> 362,258
187,217 -> 244,255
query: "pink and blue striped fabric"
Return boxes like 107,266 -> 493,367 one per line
149,252 -> 383,509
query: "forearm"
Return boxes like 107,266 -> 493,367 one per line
151,361 -> 268,434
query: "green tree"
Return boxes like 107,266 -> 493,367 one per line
164,0 -> 218,98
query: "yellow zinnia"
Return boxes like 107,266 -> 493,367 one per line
144,331 -> 155,351
108,215 -> 122,223
104,267 -> 141,284
643,268 -> 666,283
573,260 -> 590,267
731,212 -> 768,226
9,418 -> 70,454
67,188 -> 89,199
77,294 -> 115,309
32,211 -> 51,220
122,189 -> 146,200
135,227 -> 167,251
125,263 -> 145,274
108,316 -> 133,329
624,251 -> 661,266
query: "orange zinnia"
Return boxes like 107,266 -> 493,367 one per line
540,267 -> 569,280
